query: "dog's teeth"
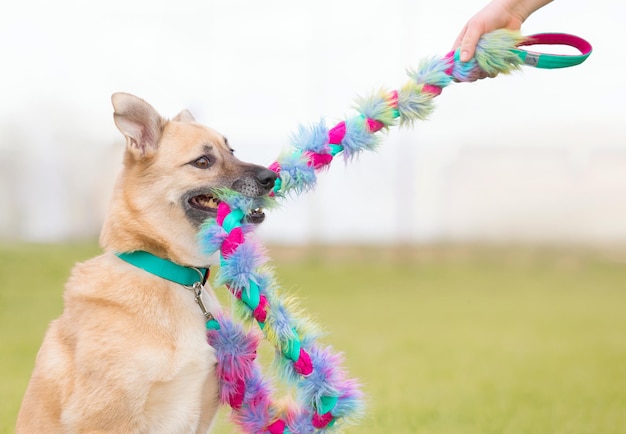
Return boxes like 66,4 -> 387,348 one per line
192,195 -> 220,210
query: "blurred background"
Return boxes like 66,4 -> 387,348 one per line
2,1 -> 626,433
1,0 -> 624,245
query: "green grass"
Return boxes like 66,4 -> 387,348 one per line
2,243 -> 626,433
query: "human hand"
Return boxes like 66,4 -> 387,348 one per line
453,0 -> 551,62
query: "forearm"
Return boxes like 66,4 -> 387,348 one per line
500,0 -> 553,23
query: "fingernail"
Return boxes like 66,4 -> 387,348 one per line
460,50 -> 469,62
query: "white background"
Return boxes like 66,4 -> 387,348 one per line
1,0 -> 624,244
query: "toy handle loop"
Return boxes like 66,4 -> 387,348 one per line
513,33 -> 592,69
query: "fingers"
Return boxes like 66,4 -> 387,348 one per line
459,25 -> 483,62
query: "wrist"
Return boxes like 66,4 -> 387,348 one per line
502,0 -> 552,23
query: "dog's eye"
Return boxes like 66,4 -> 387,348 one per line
191,156 -> 214,169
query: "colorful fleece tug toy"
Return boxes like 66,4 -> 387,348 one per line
198,30 -> 591,433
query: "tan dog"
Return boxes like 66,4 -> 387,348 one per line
16,93 -> 277,433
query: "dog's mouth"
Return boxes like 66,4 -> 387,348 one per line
189,193 -> 220,212
188,193 -> 266,224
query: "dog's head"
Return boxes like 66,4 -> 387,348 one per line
100,93 -> 276,266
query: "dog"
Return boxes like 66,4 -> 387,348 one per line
16,93 -> 277,433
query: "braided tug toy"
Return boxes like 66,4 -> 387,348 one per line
197,30 -> 591,433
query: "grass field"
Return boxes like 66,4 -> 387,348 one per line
1,243 -> 626,433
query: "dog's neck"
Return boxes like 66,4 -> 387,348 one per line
100,175 -> 212,268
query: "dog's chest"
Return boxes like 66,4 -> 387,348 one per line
143,285 -> 218,431
163,283 -> 217,381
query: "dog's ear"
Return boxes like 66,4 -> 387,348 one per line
111,93 -> 165,157
173,109 -> 196,123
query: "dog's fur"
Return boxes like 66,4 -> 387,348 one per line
16,93 -> 277,433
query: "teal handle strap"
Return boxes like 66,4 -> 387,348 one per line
513,33 -> 592,69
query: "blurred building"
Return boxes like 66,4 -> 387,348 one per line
2,115 -> 625,245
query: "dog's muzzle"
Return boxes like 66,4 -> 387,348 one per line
184,167 -> 277,227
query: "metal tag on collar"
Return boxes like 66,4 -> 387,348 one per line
186,267 -> 214,322
191,281 -> 214,322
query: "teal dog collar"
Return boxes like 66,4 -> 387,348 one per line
116,251 -> 208,287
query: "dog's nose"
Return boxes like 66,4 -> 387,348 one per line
256,167 -> 278,189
